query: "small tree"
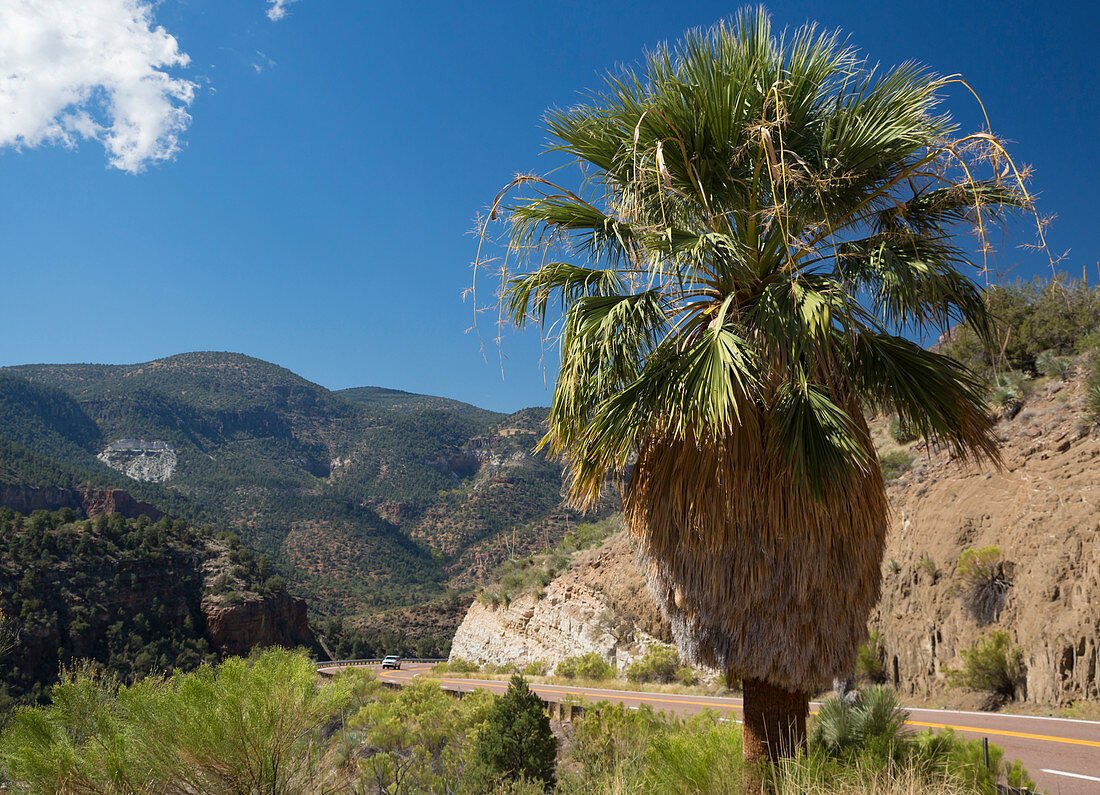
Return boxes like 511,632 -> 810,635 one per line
474,675 -> 557,789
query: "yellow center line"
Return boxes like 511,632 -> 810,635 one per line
905,720 -> 1100,749
397,675 -> 1100,750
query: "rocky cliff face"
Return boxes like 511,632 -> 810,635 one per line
871,374 -> 1100,706
0,484 -> 164,520
453,373 -> 1100,706
450,534 -> 672,670
203,592 -> 315,657
97,439 -> 177,482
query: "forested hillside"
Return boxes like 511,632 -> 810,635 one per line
0,353 -> 593,643
0,507 -> 314,707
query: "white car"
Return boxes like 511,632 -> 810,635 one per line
381,655 -> 402,670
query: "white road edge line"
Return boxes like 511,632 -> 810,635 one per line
904,708 -> 1100,727
1041,769 -> 1100,782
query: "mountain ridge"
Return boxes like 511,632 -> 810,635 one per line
0,351 -> 589,647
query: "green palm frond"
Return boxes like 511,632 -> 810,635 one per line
506,263 -> 623,328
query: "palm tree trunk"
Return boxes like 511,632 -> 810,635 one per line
741,677 -> 809,764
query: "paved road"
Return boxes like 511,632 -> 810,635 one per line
320,663 -> 1100,794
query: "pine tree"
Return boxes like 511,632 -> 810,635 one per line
474,674 -> 557,789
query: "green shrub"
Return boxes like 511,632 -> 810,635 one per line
917,555 -> 939,581
522,660 -> 549,677
348,675 -> 498,793
1089,384 -> 1100,423
989,382 -> 1021,410
565,701 -> 668,781
912,727 -> 1036,792
436,657 -> 481,674
811,685 -> 909,759
956,546 -> 1002,585
945,630 -> 1025,701
674,666 -> 696,686
855,631 -> 887,684
1036,350 -> 1074,380
642,713 -> 741,793
473,675 -> 557,790
941,274 -> 1100,372
888,416 -> 918,444
955,546 -> 1010,624
625,645 -> 683,684
560,696 -> 1036,795
878,450 -> 914,482
1087,352 -> 1100,422
555,652 -> 614,681
0,648 -> 352,794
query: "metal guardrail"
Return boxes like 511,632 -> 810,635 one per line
315,658 -> 447,668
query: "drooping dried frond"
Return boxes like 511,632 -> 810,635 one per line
627,405 -> 888,691
477,7 -> 1038,689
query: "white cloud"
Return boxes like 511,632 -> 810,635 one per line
266,0 -> 300,21
0,0 -> 195,173
251,51 -> 276,73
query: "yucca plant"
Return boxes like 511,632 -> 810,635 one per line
479,9 -> 1034,764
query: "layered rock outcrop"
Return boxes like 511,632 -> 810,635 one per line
450,534 -> 671,670
203,592 -> 316,657
98,439 -> 177,482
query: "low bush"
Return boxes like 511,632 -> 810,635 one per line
945,630 -> 1025,702
560,690 -> 1036,794
956,546 -> 1002,584
955,546 -> 1011,624
0,648 -> 352,794
522,660 -> 549,677
879,450 -> 914,482
435,657 -> 481,674
917,554 -> 940,581
674,666 -> 696,686
940,274 -> 1100,372
855,631 -> 887,684
555,652 -> 614,681
625,645 -> 684,684
889,415 -> 918,444
642,712 -> 741,793
1088,352 -> 1100,422
811,685 -> 909,759
1036,349 -> 1074,380
1089,384 -> 1100,423
347,673 -> 498,793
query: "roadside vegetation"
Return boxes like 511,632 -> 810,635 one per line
0,648 -> 1034,793
945,631 -> 1027,706
477,515 -> 621,607
434,649 -> 718,697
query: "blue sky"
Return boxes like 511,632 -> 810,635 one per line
0,0 -> 1096,412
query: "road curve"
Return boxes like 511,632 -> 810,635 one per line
319,663 -> 1100,794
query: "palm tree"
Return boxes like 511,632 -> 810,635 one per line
479,9 -> 1032,764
